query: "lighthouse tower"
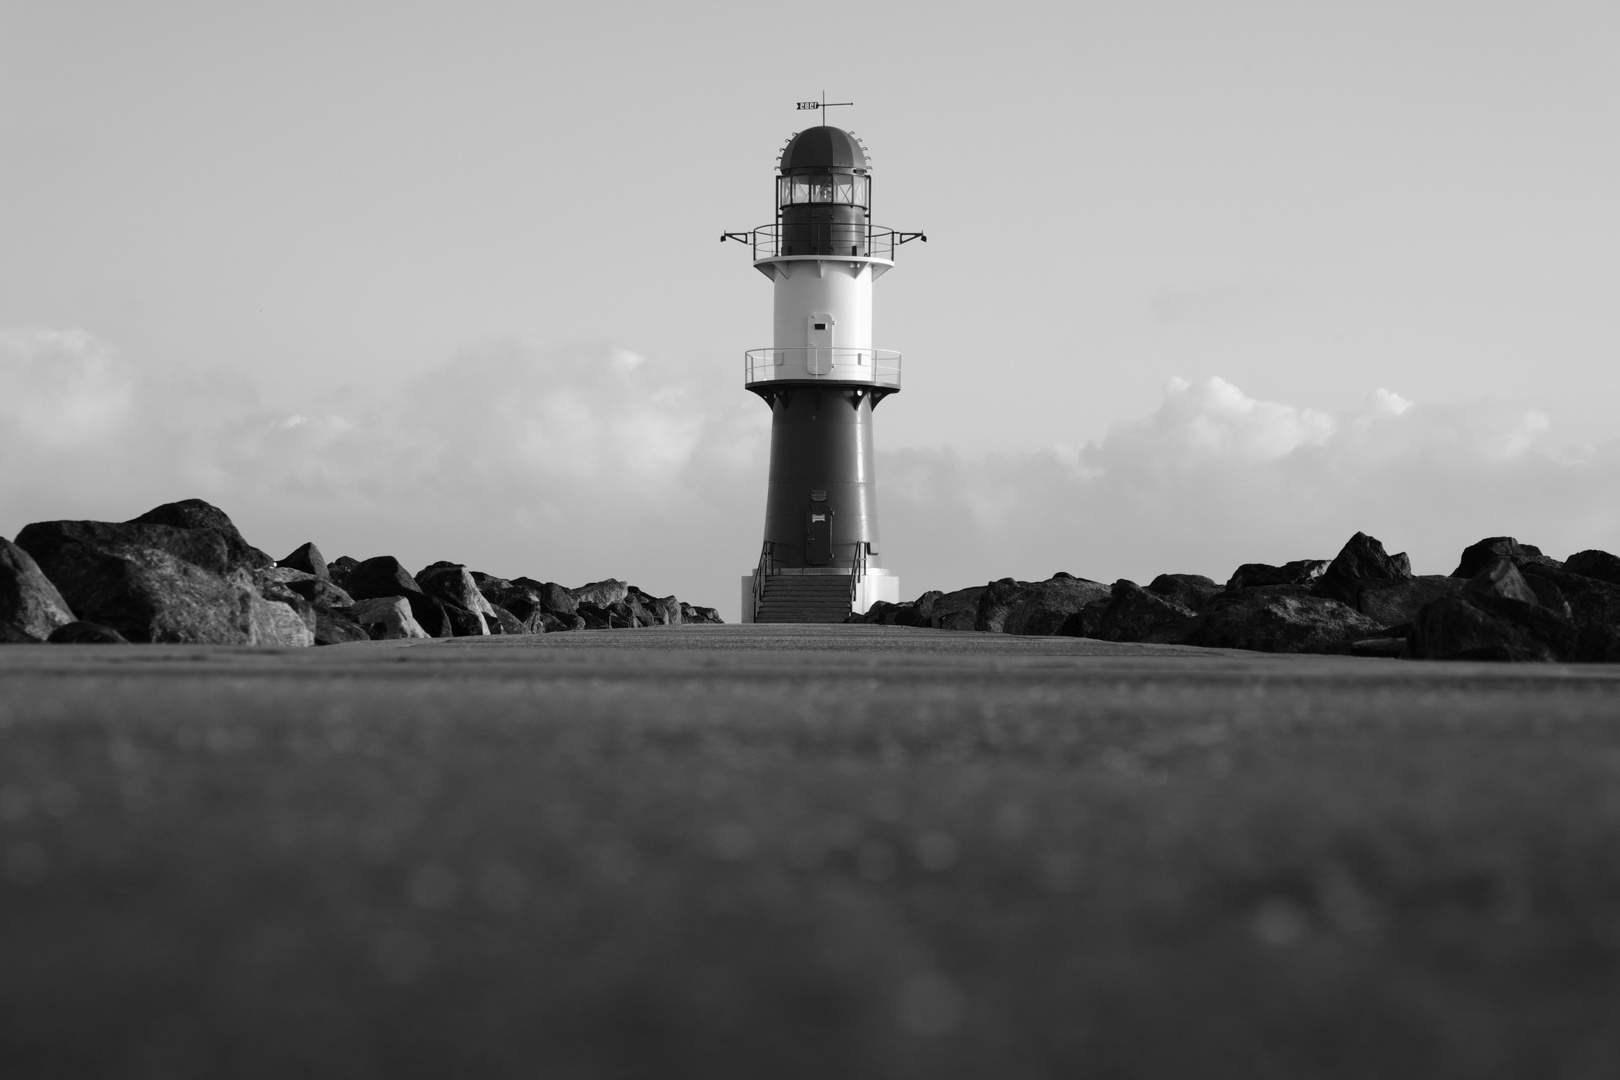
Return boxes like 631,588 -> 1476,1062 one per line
726,123 -> 924,623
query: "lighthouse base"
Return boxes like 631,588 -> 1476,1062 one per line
740,568 -> 899,624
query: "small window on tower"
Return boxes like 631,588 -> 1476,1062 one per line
814,322 -> 826,330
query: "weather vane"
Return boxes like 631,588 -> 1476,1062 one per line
795,91 -> 853,125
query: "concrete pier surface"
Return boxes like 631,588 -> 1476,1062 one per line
4,626 -> 1620,1078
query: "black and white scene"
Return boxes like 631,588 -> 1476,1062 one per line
3,2 -> 1620,1077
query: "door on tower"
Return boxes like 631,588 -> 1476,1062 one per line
806,494 -> 832,566
807,313 -> 834,375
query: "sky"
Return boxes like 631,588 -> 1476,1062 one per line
3,0 -> 1618,621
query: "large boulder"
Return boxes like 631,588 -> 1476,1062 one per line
14,518 -> 310,646
974,578 -> 1032,633
1055,599 -> 1111,639
1,538 -> 76,640
1564,549 -> 1620,587
1312,533 -> 1413,607
313,611 -> 371,645
1517,561 -> 1620,662
1407,562 -> 1577,662
341,557 -> 423,602
278,542 -> 330,581
931,586 -> 986,631
513,579 -> 576,617
1146,574 -> 1221,611
128,499 -> 274,570
1354,575 -> 1465,627
351,597 -> 431,640
1451,537 -> 1531,578
486,604 -> 527,634
416,562 -> 494,635
646,594 -> 682,626
1094,580 -> 1196,642
1225,560 -> 1327,591
1176,588 -> 1383,654
681,604 -> 723,626
572,579 -> 628,608
327,556 -> 360,589
1002,577 -> 1110,636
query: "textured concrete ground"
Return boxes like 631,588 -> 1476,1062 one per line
3,626 -> 1620,1079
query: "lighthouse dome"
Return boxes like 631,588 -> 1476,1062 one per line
779,126 -> 868,172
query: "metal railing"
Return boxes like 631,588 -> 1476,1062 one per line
751,541 -> 776,623
744,348 -> 900,388
721,224 -> 925,262
850,541 -> 868,612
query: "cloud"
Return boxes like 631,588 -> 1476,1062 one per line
882,377 -> 1620,592
4,330 -> 1618,617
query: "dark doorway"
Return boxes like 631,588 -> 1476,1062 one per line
806,501 -> 832,565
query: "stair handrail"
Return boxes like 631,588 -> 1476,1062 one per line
752,541 -> 774,622
849,541 -> 868,613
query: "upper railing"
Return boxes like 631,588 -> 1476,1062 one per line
721,224 -> 925,262
745,348 -> 901,389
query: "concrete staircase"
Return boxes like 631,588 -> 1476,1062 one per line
754,574 -> 852,624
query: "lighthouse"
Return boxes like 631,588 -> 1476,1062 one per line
725,121 -> 925,623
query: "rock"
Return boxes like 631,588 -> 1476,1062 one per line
351,597 -> 431,640
1055,599 -> 1111,639
248,596 -> 315,647
252,576 -> 318,640
313,610 -> 371,645
647,595 -> 682,626
402,595 -> 456,638
47,621 -> 131,644
1355,575 -> 1465,627
278,542 -> 330,580
416,562 -> 494,634
1408,592 -> 1575,662
575,602 -> 610,630
1225,560 -> 1327,591
520,580 -> 577,617
487,604 -> 526,634
682,605 -> 723,625
1564,549 -> 1620,587
1,622 -> 43,644
128,499 -> 273,570
343,557 -> 423,601
1466,558 -> 1541,606
1095,580 -> 1196,642
439,604 -> 487,636
1176,589 -> 1383,654
929,586 -> 985,631
1451,537 -> 1531,578
286,577 -> 357,611
572,579 -> 628,608
1001,577 -> 1110,636
14,519 -> 309,645
0,538 -> 76,640
1313,533 -> 1413,607
1146,574 -> 1221,611
1517,562 -> 1620,661
973,578 -> 1032,633
1348,634 -> 1405,658
328,556 -> 360,589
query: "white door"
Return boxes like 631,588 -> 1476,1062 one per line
807,313 -> 834,374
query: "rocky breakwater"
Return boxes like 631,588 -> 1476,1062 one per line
853,531 -> 1620,663
1,499 -> 722,646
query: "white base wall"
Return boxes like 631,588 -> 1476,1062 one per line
852,568 -> 899,615
740,575 -> 755,624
